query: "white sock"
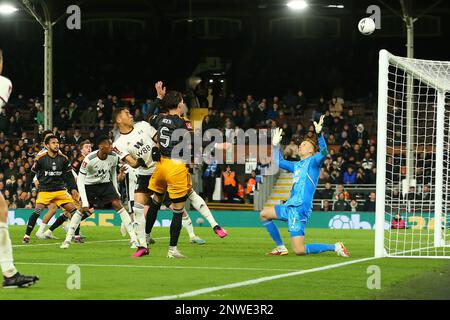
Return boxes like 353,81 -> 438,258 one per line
118,208 -> 137,243
169,246 -> 177,251
133,203 -> 147,248
182,213 -> 196,239
277,245 -> 287,251
37,223 -> 47,234
189,191 -> 218,227
0,222 -> 18,278
64,211 -> 82,242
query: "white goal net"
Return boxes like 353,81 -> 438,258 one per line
375,50 -> 450,258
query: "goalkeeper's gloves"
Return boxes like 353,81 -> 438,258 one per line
313,115 -> 325,134
136,157 -> 147,168
272,127 -> 284,147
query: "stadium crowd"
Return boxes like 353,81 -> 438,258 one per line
0,87 -> 390,211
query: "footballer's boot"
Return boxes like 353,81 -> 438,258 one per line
60,240 -> 71,249
146,233 -> 156,245
266,246 -> 289,256
167,247 -> 186,259
43,230 -> 58,239
190,236 -> 206,245
74,235 -> 85,243
22,235 -> 30,244
3,273 -> 39,289
132,247 -> 149,258
335,242 -> 350,257
35,231 -> 46,240
213,225 -> 228,238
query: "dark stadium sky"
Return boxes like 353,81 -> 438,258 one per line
1,0 -> 450,100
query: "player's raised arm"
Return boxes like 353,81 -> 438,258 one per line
272,127 -> 295,172
312,115 -> 328,166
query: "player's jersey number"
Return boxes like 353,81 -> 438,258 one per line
159,126 -> 171,148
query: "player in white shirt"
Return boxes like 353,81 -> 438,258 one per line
112,107 -> 159,257
0,49 -> 39,288
60,135 -> 138,249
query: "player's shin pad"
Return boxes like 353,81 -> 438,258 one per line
133,203 -> 147,248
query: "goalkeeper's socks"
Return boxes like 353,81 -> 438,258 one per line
263,220 -> 283,247
304,243 -> 336,254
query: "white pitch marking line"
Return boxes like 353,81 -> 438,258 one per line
12,237 -> 170,248
147,256 -> 379,300
13,262 -> 299,272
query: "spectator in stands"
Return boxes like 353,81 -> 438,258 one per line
141,98 -> 153,116
311,96 -> 327,122
36,105 -> 44,126
350,144 -> 363,162
266,103 -> 279,120
329,169 -> 341,184
329,97 -> 343,118
294,90 -> 307,117
420,184 -> 433,201
356,168 -> 366,184
342,166 -> 356,185
8,116 -> 20,137
254,99 -> 267,126
355,123 -> 369,143
319,182 -> 334,199
363,192 -> 376,211
280,122 -> 292,145
391,213 -> 406,229
284,138 -> 300,161
344,109 -> 358,127
203,155 -> 220,202
222,165 -> 238,201
80,105 -> 97,129
350,199 -> 360,212
333,193 -> 350,211
245,170 -> 257,204
362,152 -> 375,172
68,102 -> 81,125
245,95 -> 258,112
327,134 -> 337,145
321,199 -> 332,211
334,184 -> 350,201
231,110 -> 243,128
406,186 -> 417,200
241,109 -> 253,131
69,128 -> 84,145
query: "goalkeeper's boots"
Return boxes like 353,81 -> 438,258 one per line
213,225 -> 228,238
132,247 -> 149,258
190,236 -> 206,245
3,273 -> 39,289
335,242 -> 350,257
167,247 -> 186,259
266,246 -> 289,256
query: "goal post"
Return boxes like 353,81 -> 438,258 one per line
375,49 -> 450,259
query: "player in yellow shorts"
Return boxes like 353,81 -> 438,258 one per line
23,135 -> 84,244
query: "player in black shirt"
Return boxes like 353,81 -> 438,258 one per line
22,135 -> 83,245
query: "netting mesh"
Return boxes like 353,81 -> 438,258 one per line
383,55 -> 450,258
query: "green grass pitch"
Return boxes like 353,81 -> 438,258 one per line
2,226 -> 450,300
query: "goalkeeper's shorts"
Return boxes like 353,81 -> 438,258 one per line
275,205 -> 308,237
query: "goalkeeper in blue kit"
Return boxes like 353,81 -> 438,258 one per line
261,115 -> 350,257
